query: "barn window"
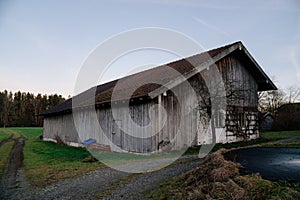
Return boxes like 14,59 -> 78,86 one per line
214,110 -> 225,128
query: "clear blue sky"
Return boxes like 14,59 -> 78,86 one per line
0,0 -> 299,97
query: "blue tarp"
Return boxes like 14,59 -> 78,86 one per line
82,138 -> 96,146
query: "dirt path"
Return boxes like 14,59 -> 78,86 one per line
0,136 -> 31,200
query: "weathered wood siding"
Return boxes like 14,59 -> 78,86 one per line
216,55 -> 259,142
156,78 -> 199,151
43,54 -> 260,152
43,114 -> 79,145
216,55 -> 258,107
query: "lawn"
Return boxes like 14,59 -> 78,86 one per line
261,130 -> 300,148
91,149 -> 184,166
0,129 -> 11,141
24,139 -> 104,187
0,128 -> 299,188
21,129 -> 300,186
0,127 -> 104,187
184,130 -> 300,155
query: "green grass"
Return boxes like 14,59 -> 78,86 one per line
0,128 -> 23,138
1,128 -> 299,188
0,127 -> 104,187
2,127 -> 42,139
0,141 -> 14,177
261,130 -> 300,148
24,139 -> 104,186
91,150 -> 184,166
184,130 -> 300,155
0,129 -> 11,141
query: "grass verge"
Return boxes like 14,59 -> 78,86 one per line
261,130 -> 300,148
0,141 -> 14,177
0,127 -> 104,187
184,130 -> 300,155
0,129 -> 12,141
91,150 -> 184,166
24,139 -> 104,187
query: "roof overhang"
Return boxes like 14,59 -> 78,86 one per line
149,42 -> 276,99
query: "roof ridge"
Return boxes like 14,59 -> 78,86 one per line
93,41 -> 242,89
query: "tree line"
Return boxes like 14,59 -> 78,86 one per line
259,85 -> 300,130
258,85 -> 300,115
0,90 -> 65,127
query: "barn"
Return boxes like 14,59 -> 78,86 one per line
41,41 -> 276,153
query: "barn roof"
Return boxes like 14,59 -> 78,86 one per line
41,41 -> 276,116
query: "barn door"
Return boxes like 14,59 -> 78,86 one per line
112,120 -> 122,148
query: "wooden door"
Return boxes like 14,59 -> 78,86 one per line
112,120 -> 122,148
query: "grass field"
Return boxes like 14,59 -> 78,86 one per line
184,130 -> 300,155
0,141 -> 14,177
0,127 -> 104,187
0,128 -> 299,188
0,129 -> 10,141
261,130 -> 300,148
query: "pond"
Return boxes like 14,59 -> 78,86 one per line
224,147 -> 300,183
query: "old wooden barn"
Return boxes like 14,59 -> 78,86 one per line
41,41 -> 276,153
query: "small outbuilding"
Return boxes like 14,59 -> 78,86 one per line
259,112 -> 274,131
41,41 -> 276,153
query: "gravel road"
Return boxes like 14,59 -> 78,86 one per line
1,154 -> 202,200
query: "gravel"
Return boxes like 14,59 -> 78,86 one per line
1,154 -> 202,199
102,156 -> 202,199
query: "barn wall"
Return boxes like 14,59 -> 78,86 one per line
44,103 -> 154,153
157,79 -> 199,151
43,114 -> 79,146
43,92 -> 198,153
43,54 -> 260,152
216,55 -> 259,141
217,55 -> 258,107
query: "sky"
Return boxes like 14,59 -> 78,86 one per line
0,0 -> 299,97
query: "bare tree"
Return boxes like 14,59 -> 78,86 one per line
258,89 -> 285,115
286,85 -> 300,103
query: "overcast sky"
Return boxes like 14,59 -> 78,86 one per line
0,0 -> 299,97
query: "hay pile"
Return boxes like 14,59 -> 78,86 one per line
165,149 -> 300,200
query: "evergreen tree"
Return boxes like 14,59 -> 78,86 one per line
0,90 -> 65,127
